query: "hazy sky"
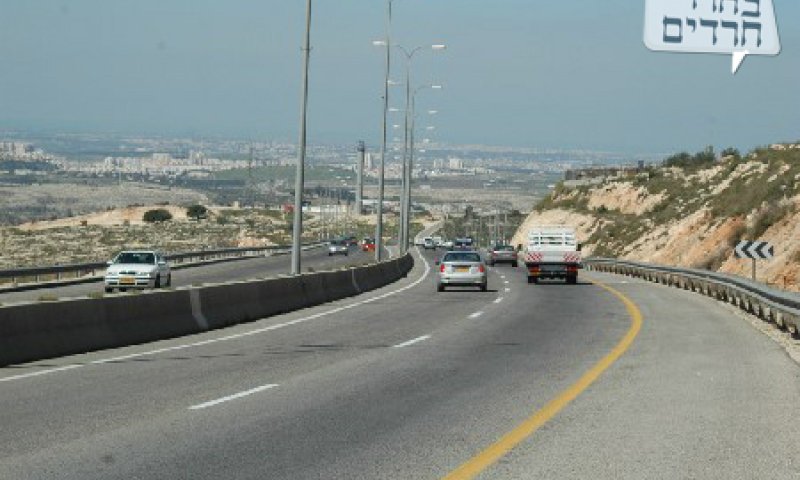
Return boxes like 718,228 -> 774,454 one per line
0,0 -> 798,154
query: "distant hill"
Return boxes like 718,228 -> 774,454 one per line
513,143 -> 800,290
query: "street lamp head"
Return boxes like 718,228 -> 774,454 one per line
428,110 -> 438,115
431,44 -> 447,51
388,107 -> 401,112
426,126 -> 436,131
431,85 -> 443,89
372,40 -> 388,47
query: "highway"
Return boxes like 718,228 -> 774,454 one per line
0,245 -> 372,304
2,248 -> 800,479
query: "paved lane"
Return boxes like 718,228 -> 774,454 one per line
0,245 -> 371,304
1,251 -> 799,479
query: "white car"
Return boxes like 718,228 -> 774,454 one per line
104,250 -> 171,293
423,237 -> 436,250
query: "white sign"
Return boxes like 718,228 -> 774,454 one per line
644,0 -> 781,74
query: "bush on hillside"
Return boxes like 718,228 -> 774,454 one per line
143,209 -> 173,223
663,146 -> 716,169
186,204 -> 208,220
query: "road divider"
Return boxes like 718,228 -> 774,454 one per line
0,254 -> 413,368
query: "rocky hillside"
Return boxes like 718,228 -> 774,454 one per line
513,143 -> 800,290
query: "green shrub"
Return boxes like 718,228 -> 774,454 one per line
143,209 -> 173,223
747,203 -> 794,240
186,204 -> 208,220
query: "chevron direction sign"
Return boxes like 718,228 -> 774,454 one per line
735,241 -> 774,260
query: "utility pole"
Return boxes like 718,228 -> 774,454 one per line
356,141 -> 365,216
247,144 -> 255,208
291,0 -> 312,275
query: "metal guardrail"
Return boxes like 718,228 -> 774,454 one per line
585,258 -> 800,338
0,243 -> 325,285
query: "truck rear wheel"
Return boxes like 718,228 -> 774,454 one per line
567,275 -> 577,285
527,276 -> 537,284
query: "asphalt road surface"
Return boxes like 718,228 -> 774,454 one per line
1,248 -> 799,479
0,245 -> 371,304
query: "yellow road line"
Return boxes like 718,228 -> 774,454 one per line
441,277 -> 643,480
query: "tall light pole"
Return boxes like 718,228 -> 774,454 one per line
372,0 -> 394,262
291,0 -> 313,275
396,44 -> 445,253
403,83 -> 442,253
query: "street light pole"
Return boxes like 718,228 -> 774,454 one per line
400,55 -> 412,253
291,0 -> 312,275
375,0 -> 393,262
396,44 -> 445,254
404,84 -> 442,253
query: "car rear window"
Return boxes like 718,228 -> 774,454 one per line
494,245 -> 514,251
443,252 -> 481,263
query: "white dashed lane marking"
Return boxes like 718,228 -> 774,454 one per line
189,384 -> 279,410
392,335 -> 431,349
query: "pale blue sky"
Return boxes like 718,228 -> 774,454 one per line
0,0 -> 797,154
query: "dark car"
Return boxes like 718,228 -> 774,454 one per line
487,244 -> 518,267
454,237 -> 474,250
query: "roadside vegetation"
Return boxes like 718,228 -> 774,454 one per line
532,144 -> 800,266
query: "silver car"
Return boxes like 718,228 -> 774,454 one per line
328,239 -> 349,256
104,250 -> 171,293
436,250 -> 488,292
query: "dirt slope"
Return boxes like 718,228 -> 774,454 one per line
514,144 -> 800,290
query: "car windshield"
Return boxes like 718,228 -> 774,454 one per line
443,252 -> 481,263
115,252 -> 155,265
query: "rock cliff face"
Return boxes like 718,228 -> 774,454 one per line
513,144 -> 800,290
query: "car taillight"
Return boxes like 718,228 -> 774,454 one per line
478,264 -> 485,273
440,264 -> 446,273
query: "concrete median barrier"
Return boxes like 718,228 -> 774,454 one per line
0,253 -> 415,367
0,290 -> 197,367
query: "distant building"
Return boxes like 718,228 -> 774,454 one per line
448,158 -> 464,170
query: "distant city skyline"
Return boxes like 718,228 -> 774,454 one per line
0,1 -> 798,155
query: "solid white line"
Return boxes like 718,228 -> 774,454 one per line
1,249 -> 432,383
494,297 -> 504,304
189,384 -> 279,410
504,287 -> 511,293
0,364 -> 83,383
469,311 -> 484,319
392,335 -> 431,349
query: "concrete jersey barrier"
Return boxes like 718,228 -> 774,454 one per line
0,254 -> 413,367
